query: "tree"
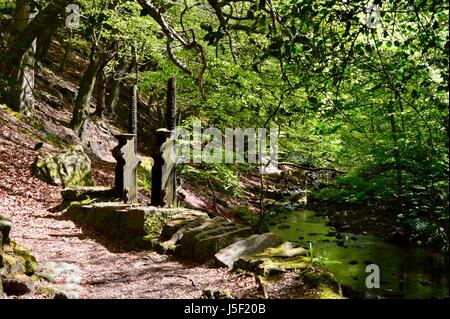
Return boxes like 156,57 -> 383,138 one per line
2,0 -> 78,114
69,41 -> 117,137
11,0 -> 38,116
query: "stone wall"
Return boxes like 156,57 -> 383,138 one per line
66,201 -> 208,249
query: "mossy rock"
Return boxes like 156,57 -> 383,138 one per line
13,243 -> 38,275
178,217 -> 232,250
233,242 -> 311,278
234,256 -> 270,272
143,209 -> 176,237
153,241 -> 178,255
177,217 -> 254,262
302,269 -> 343,299
159,210 -> 210,241
214,233 -> 284,269
0,241 -> 38,276
192,227 -> 253,262
254,241 -> 308,259
157,215 -> 211,251
0,252 -> 24,274
33,145 -> 93,187
259,256 -> 309,273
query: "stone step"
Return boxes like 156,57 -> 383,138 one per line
190,227 -> 253,262
214,232 -> 284,269
159,210 -> 210,241
178,222 -> 253,262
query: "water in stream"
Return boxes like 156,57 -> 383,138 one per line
268,209 -> 449,299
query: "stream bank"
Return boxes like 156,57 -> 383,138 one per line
268,209 -> 449,299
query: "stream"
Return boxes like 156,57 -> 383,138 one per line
268,209 -> 449,299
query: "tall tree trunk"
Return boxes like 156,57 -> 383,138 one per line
69,45 -> 106,138
94,70 -> 106,118
11,0 -> 38,116
106,56 -> 127,116
4,0 -> 74,75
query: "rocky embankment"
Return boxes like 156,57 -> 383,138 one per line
62,187 -> 344,299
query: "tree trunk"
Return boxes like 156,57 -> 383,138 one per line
69,46 -> 106,138
106,56 -> 127,116
5,0 -> 74,76
94,70 -> 106,118
11,0 -> 38,116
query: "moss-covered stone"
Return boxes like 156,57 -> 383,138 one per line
178,217 -> 232,251
157,216 -> 211,254
143,209 -> 175,237
255,241 -> 308,259
302,269 -> 343,299
153,241 -> 178,255
230,240 -> 343,298
177,217 -> 254,262
214,233 -> 284,269
0,241 -> 38,276
259,257 -> 309,273
159,210 -> 210,241
192,227 -> 253,262
13,243 -> 38,275
234,255 -> 270,272
233,241 -> 308,273
33,145 -> 93,187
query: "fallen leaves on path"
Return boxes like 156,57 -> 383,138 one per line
0,111 -> 259,299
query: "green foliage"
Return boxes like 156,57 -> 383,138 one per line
231,206 -> 259,230
137,157 -> 153,193
0,0 -> 14,14
178,163 -> 242,197
305,243 -> 341,269
2,0 -> 447,252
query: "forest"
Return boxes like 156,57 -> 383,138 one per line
0,0 -> 448,300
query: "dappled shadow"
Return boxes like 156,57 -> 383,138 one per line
40,207 -> 139,254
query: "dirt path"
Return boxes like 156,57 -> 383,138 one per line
0,114 -> 257,299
